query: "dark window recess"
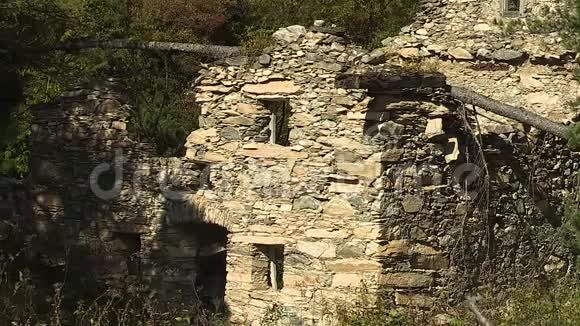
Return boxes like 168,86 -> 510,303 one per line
503,0 -> 522,15
191,223 -> 228,313
262,99 -> 291,146
254,244 -> 284,290
114,232 -> 142,276
199,163 -> 212,190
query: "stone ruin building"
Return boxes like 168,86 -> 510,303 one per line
0,0 -> 578,325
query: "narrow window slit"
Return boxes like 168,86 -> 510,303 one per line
253,244 -> 284,290
261,99 -> 291,146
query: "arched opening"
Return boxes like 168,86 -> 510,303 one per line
192,223 -> 229,313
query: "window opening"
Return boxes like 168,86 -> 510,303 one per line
253,244 -> 284,290
262,99 -> 291,146
114,232 -> 142,276
502,0 -> 522,16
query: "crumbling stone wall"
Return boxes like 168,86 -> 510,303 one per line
0,178 -> 29,241
378,0 -> 579,130
20,1 -> 579,324
188,16 -> 578,324
27,80 -> 219,306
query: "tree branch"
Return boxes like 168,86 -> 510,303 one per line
466,296 -> 495,326
54,39 -> 242,59
450,86 -> 570,140
335,72 -> 572,141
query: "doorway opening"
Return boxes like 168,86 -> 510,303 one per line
191,223 -> 229,313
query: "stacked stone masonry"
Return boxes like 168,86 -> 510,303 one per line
185,2 -> 579,322
19,0 -> 580,325
28,80 -> 224,308
379,0 -> 580,129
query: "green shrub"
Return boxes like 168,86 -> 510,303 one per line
241,28 -> 274,57
498,279 -> 580,326
222,0 -> 421,48
568,123 -> 580,151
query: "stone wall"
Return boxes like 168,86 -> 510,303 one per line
27,80 -> 226,307
187,15 -> 578,324
19,1 -> 580,324
0,178 -> 29,241
378,0 -> 579,130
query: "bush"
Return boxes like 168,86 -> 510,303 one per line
222,0 -> 421,48
241,28 -> 274,57
498,279 -> 580,326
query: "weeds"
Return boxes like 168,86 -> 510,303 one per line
398,57 -> 441,73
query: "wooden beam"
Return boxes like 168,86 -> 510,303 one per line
450,86 -> 570,140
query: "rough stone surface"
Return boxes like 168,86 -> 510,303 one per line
18,5 -> 580,324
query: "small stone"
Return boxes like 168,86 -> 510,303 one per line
445,138 -> 460,163
111,121 -> 126,130
272,25 -> 307,43
331,273 -> 362,287
223,116 -> 254,126
293,113 -> 315,127
186,128 -> 214,145
330,42 -> 346,52
327,259 -> 381,272
314,62 -> 343,72
426,44 -> 446,53
242,80 -> 301,95
305,229 -> 350,239
474,23 -> 492,31
399,47 -> 420,58
220,126 -> 241,140
448,47 -> 473,60
337,242 -> 366,258
225,56 -> 249,66
296,241 -> 336,258
415,28 -> 428,35
258,54 -> 271,65
313,20 -> 325,27
332,96 -> 354,107
476,48 -> 492,59
380,272 -> 433,288
424,118 -> 445,141
493,49 -> 525,62
402,195 -> 424,213
362,48 -> 387,64
395,293 -> 434,308
485,124 -> 515,135
323,196 -> 355,216
293,195 -> 321,210
237,103 -> 262,114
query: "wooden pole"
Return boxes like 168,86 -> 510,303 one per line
450,86 -> 570,140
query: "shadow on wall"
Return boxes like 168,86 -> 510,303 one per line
18,80 -> 231,322
155,194 -> 230,316
362,92 -> 575,303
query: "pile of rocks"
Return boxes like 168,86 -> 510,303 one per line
380,0 -> 575,62
370,0 -> 579,132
